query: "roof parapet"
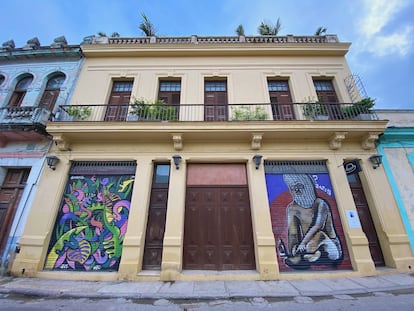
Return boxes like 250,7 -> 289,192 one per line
2,40 -> 15,50
51,36 -> 68,48
23,37 -> 41,50
84,34 -> 340,45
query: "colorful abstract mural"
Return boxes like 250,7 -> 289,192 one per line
266,172 -> 351,271
44,174 -> 135,271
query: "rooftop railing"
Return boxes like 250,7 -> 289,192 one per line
54,102 -> 378,123
104,35 -> 339,45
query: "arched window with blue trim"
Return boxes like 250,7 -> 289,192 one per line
39,73 -> 66,110
8,75 -> 33,106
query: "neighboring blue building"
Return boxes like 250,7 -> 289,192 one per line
376,109 -> 414,254
0,36 -> 83,274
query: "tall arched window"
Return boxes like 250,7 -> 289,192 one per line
8,75 -> 33,106
39,73 -> 66,110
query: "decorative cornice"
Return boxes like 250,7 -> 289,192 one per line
361,132 -> 381,150
329,132 -> 347,150
251,133 -> 263,150
53,135 -> 71,151
172,133 -> 183,150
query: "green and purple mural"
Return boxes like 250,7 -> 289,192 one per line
45,173 -> 135,271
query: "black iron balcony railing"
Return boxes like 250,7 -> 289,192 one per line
54,102 -> 379,123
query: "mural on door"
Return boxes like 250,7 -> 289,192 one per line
266,172 -> 351,271
44,174 -> 135,271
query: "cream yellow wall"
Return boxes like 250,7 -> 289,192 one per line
11,134 -> 414,281
10,41 -> 414,281
70,55 -> 353,106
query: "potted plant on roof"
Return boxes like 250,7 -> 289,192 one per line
302,97 -> 329,120
65,105 -> 92,121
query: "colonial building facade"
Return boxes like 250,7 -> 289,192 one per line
10,34 -> 414,281
0,37 -> 82,275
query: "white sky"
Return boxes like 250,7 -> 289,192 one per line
1,0 -> 413,109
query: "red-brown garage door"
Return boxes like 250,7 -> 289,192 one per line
183,164 -> 255,270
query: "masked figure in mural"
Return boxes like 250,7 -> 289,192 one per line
278,174 -> 342,269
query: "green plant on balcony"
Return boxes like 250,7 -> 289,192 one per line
130,98 -> 177,121
356,97 -> 375,112
231,105 -> 268,121
341,97 -> 375,119
65,106 -> 92,120
302,97 -> 328,120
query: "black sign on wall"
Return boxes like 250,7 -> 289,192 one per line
343,160 -> 362,175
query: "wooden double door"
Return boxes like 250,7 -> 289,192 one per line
183,164 -> 256,271
184,187 -> 255,270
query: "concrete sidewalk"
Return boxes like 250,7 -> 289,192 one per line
0,273 -> 413,300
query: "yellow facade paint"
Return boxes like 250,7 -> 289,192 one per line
11,35 -> 414,281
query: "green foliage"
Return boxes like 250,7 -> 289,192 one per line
65,106 -> 92,120
236,24 -> 245,36
357,97 -> 376,110
315,26 -> 327,36
258,18 -> 282,35
341,97 -> 375,118
302,103 -> 328,118
139,12 -> 156,36
302,97 -> 328,118
130,98 -> 177,121
232,105 -> 268,121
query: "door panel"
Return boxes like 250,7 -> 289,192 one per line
142,164 -> 170,270
183,186 -> 255,270
105,93 -> 130,121
105,81 -> 133,121
269,91 -> 295,120
204,81 -> 228,121
347,173 -> 385,266
0,169 -> 29,253
142,190 -> 168,269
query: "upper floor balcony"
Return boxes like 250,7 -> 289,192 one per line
54,102 -> 379,123
0,106 -> 51,146
46,102 -> 386,152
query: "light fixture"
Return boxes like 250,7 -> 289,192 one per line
46,155 -> 60,170
369,154 -> 383,169
172,155 -> 182,170
253,154 -> 263,170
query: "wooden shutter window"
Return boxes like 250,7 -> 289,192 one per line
9,75 -> 33,106
39,74 -> 66,110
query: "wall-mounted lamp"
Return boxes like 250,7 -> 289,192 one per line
369,154 -> 383,169
253,154 -> 263,170
46,155 -> 60,170
172,155 -> 182,170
